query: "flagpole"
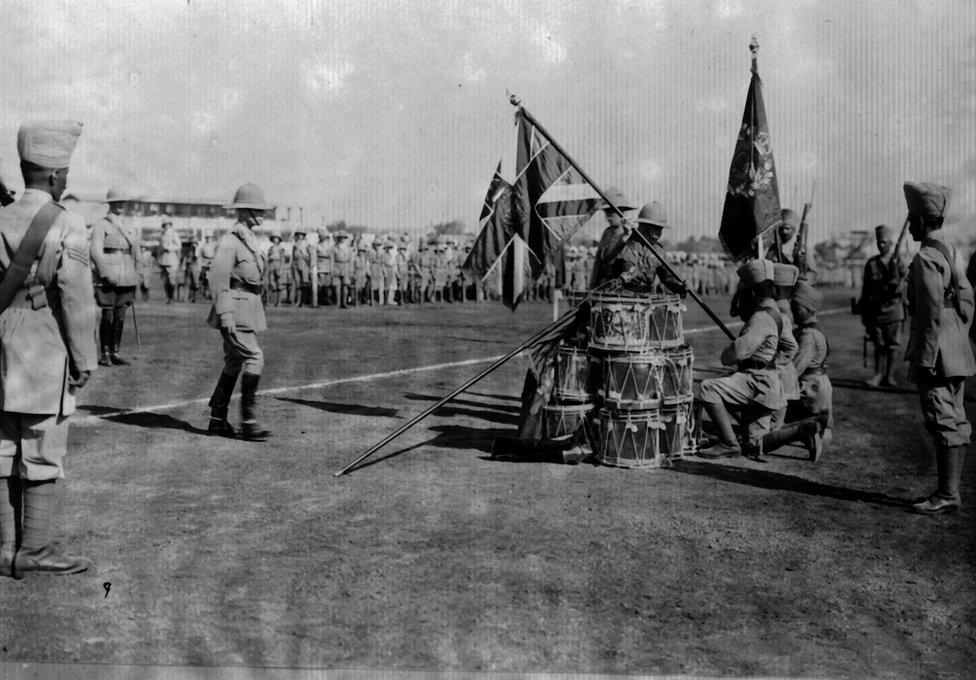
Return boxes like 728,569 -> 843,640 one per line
512,99 -> 736,341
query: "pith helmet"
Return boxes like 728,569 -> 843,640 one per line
636,201 -> 669,228
594,186 -> 635,212
102,187 -> 129,204
225,183 -> 270,210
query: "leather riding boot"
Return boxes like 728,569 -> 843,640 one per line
110,310 -> 129,365
698,401 -> 741,458
13,480 -> 91,577
207,372 -> 239,438
912,445 -> 961,515
99,313 -> 113,366
239,373 -> 270,441
0,477 -> 21,579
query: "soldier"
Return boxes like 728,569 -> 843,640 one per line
856,224 -> 908,387
902,182 -> 975,515
368,239 -> 385,305
408,242 -> 426,305
352,241 -> 370,306
197,233 -> 217,300
181,236 -> 201,303
314,229 -> 334,306
90,187 -> 139,366
158,220 -> 181,303
382,242 -> 399,305
594,201 -> 687,294
332,232 -> 353,308
0,119 -> 97,577
396,244 -> 410,304
698,259 -> 785,461
266,234 -> 286,306
205,184 -> 272,442
589,187 -> 635,287
290,229 -> 311,307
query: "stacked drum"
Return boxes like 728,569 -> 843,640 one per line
586,293 -> 698,468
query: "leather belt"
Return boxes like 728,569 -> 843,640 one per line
230,279 -> 263,295
8,286 -> 49,311
738,358 -> 775,370
103,247 -> 130,254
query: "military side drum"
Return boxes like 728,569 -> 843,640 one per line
600,352 -> 663,411
591,408 -> 665,469
588,294 -> 652,352
541,402 -> 597,443
660,401 -> 695,460
553,345 -> 601,404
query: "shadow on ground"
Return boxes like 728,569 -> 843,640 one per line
99,410 -> 209,435
342,424 -> 510,475
276,397 -> 399,418
672,458 -> 912,507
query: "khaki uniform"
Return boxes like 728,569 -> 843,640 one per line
90,213 -> 139,290
207,224 -> 267,376
858,253 -> 908,347
793,317 -> 833,429
699,301 -> 784,446
0,189 -> 98,480
266,242 -> 286,290
291,237 -> 311,286
158,228 -> 182,286
905,230 -> 976,447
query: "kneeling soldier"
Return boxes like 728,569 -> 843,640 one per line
698,259 -> 785,461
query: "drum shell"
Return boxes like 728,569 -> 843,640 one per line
660,345 -> 694,405
660,401 -> 695,460
600,351 -> 663,411
592,408 -> 664,469
588,295 -> 652,352
646,294 -> 685,349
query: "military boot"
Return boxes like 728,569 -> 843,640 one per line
12,480 -> 91,577
697,402 -> 741,459
98,313 -> 113,366
239,373 -> 270,441
207,372 -> 239,438
912,445 -> 965,515
110,312 -> 130,365
761,419 -> 817,455
0,477 -> 21,579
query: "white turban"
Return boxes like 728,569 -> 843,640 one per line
17,120 -> 83,168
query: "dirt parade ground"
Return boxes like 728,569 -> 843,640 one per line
0,289 -> 974,679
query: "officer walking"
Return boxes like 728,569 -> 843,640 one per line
90,187 -> 140,366
205,183 -> 272,442
0,120 -> 98,578
902,182 -> 975,515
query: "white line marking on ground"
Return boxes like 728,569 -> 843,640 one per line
73,306 -> 847,426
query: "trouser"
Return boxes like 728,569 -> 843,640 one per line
699,370 -> 781,448
917,376 -> 971,448
0,412 -> 70,481
220,329 -> 264,376
95,285 -> 135,354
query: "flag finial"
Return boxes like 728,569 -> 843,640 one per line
749,36 -> 759,74
508,91 -> 522,108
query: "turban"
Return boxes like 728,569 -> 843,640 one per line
17,120 -> 83,168
875,224 -> 894,240
780,208 -> 801,229
904,181 -> 950,220
772,263 -> 799,287
736,258 -> 774,289
792,280 -> 823,314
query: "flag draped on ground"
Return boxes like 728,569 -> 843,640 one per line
719,40 -> 781,262
464,110 -> 599,309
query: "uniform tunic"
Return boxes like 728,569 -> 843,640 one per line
291,237 -> 311,286
699,301 -> 785,445
857,253 -> 908,347
90,213 -> 139,307
793,317 -> 833,428
905,230 -> 976,447
266,242 -> 286,289
158,228 -> 182,285
206,223 -> 267,376
0,189 -> 98,480
332,242 -> 353,285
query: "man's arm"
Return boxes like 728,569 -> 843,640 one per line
88,219 -> 113,284
912,250 -> 944,369
719,312 -> 771,366
57,215 -> 98,377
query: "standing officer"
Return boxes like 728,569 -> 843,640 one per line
158,220 -> 181,303
856,224 -> 908,387
903,182 -> 975,515
594,200 -> 686,294
205,184 -> 271,442
90,187 -> 139,366
0,120 -> 97,578
589,187 -> 635,288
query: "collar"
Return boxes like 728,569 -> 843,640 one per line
21,188 -> 53,201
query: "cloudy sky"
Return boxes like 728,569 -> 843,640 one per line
1,0 -> 973,243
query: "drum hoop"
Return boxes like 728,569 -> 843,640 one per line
543,402 -> 598,414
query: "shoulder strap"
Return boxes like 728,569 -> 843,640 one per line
759,303 -> 783,338
233,230 -> 264,275
0,201 -> 63,314
924,238 -> 966,322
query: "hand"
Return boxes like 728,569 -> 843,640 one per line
219,314 -> 237,335
918,366 -> 938,380
69,370 -> 91,389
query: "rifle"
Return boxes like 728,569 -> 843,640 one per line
794,181 -> 817,274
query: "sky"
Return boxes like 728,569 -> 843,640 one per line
1,0 -> 974,244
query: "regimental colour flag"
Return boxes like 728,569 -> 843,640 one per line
464,109 -> 600,310
719,42 -> 782,262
